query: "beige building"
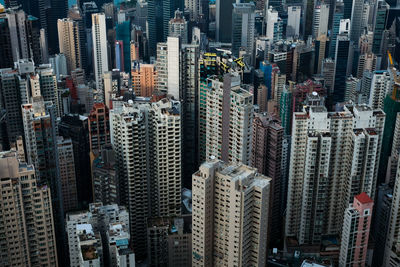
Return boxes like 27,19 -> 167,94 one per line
286,104 -> 385,245
110,98 -> 182,259
0,150 -> 58,266
192,160 -> 271,267
57,18 -> 82,72
131,63 -> 157,97
203,73 -> 254,165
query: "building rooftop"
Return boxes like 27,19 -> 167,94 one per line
355,192 -> 373,204
81,245 -> 98,261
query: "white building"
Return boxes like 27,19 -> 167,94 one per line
92,13 -> 109,103
312,4 -> 329,38
66,203 -> 129,267
287,6 -> 301,38
192,160 -> 271,267
110,98 -> 182,258
107,223 -> 135,267
368,70 -> 392,109
266,7 -> 282,42
77,224 -> 102,267
286,104 -> 385,245
167,37 -> 181,99
156,37 -> 182,99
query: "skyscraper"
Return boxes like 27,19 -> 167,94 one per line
251,113 -> 284,246
192,160 -> 271,266
88,102 -> 110,156
333,34 -> 352,104
265,7 -> 282,43
339,193 -> 373,267
216,0 -> 235,42
59,114 -> 92,205
58,18 -> 82,72
57,136 -> 78,212
384,158 -> 400,266
167,37 -> 181,99
0,150 -> 58,266
369,70 -> 392,109
231,3 -> 256,64
92,145 -> 118,205
131,62 -> 157,97
349,0 -> 365,43
286,104 -> 385,245
22,97 -> 65,265
0,69 -> 24,146
201,73 -> 254,165
92,13 -> 109,102
168,9 -> 188,44
372,0 -> 389,55
110,98 -> 182,259
68,5 -> 88,73
181,44 -> 200,186
287,6 -> 301,38
312,4 -> 329,38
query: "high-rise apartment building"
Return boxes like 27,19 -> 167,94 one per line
286,104 -> 385,245
168,9 -> 188,44
369,70 -> 392,109
231,3 -> 255,64
357,53 -> 377,79
57,136 -> 78,212
147,215 -> 192,267
110,98 -> 182,259
0,68 -> 24,145
251,113 -> 284,246
37,64 -> 60,116
384,156 -> 400,266
192,160 -> 271,266
167,37 -> 181,99
379,76 -> 400,184
201,73 -> 254,165
131,62 -> 157,97
181,44 -> 200,186
92,145 -> 118,205
372,184 -> 392,267
68,5 -> 88,73
92,13 -> 109,102
339,193 -> 373,267
57,18 -> 82,73
155,37 -> 182,98
0,150 -> 58,266
59,114 -> 92,205
88,103 -> 110,156
21,97 -> 65,261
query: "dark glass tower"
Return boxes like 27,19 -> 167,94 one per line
372,0 -> 389,55
333,35 -> 351,104
216,0 -> 235,42
329,2 -> 344,58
